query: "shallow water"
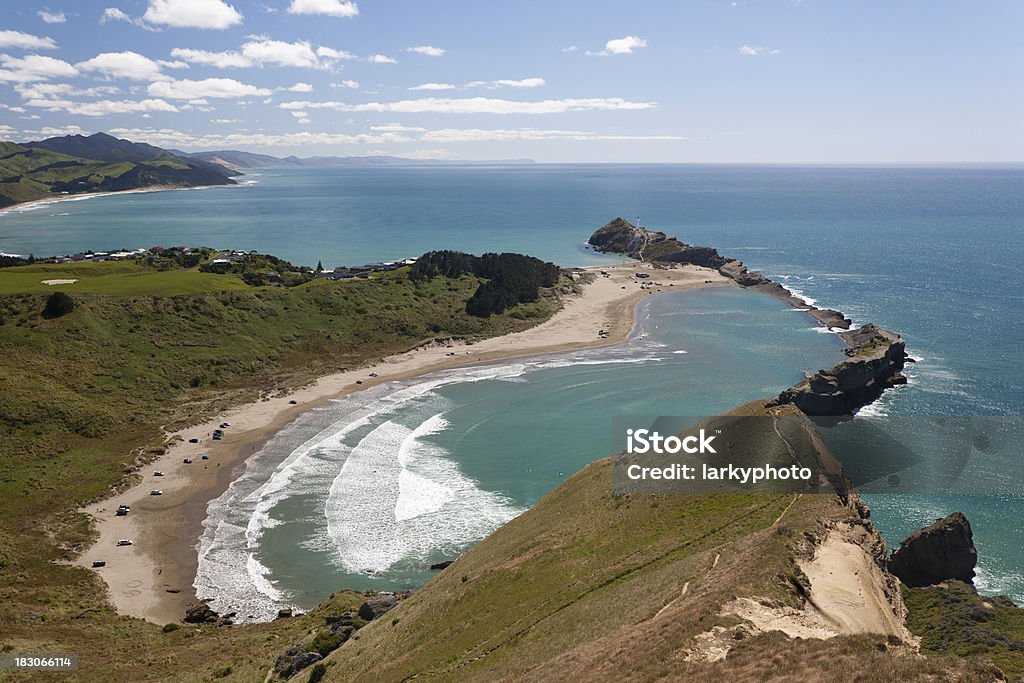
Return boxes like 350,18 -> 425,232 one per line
194,287 -> 844,619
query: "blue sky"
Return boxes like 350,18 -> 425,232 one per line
0,0 -> 1022,162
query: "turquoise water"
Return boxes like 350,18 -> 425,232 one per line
193,287 -> 844,619
3,164 -> 1022,610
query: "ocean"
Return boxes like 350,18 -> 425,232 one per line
3,164 -> 1022,616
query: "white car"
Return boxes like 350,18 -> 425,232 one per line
150,490 -> 163,496
116,539 -> 133,546
153,471 -> 164,477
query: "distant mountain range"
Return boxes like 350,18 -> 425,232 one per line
173,149 -> 536,170
0,131 -> 535,209
0,132 -> 236,209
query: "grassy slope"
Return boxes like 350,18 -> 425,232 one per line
0,265 -> 561,681
0,142 -> 198,208
0,262 -> 253,296
312,402 -> 993,682
904,581 -> 1024,681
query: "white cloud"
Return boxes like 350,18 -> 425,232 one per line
16,82 -> 121,100
26,124 -> 86,137
23,94 -> 180,117
143,0 -> 242,29
316,46 -> 356,60
158,59 -> 190,69
405,45 -> 445,57
101,8 -> 134,24
408,82 -> 455,91
290,110 -> 311,124
279,96 -> 656,114
77,51 -> 166,81
287,0 -> 358,18
212,118 -> 240,123
38,10 -> 67,24
170,47 -> 252,68
421,128 -> 685,143
370,124 -> 426,132
170,42 -> 351,70
283,82 -> 313,92
367,54 -> 397,64
331,79 -> 359,89
0,30 -> 58,50
149,77 -> 272,99
466,77 -> 545,89
562,45 -> 578,53
738,45 -> 780,56
0,54 -> 78,83
100,6 -> 153,27
242,37 -> 320,68
588,35 -> 647,57
66,98 -> 180,117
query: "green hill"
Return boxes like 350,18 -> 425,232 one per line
0,133 -> 236,209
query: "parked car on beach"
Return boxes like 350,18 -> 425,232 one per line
116,539 -> 132,546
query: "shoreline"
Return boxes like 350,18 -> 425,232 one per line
0,182 -> 239,218
74,261 -> 732,625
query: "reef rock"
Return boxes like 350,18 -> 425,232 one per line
775,324 -> 907,416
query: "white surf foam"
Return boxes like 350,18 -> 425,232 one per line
197,347 -> 669,617
325,416 -> 522,573
787,287 -> 818,308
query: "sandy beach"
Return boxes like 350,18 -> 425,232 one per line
74,261 -> 730,624
0,183 -> 238,218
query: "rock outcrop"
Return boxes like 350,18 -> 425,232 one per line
588,218 -> 852,329
775,324 -> 908,416
183,601 -> 219,624
588,217 -> 730,268
888,512 -> 977,587
274,647 -> 322,679
588,218 -> 910,415
358,595 -> 399,621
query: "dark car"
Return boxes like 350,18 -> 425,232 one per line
183,458 -> 192,464
92,560 -> 106,568
188,438 -> 199,443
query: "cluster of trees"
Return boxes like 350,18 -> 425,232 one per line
147,246 -> 216,270
410,250 -> 562,317
0,254 -> 34,269
199,252 -> 313,287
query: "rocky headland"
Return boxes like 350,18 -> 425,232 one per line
589,217 -> 908,416
889,511 -> 978,588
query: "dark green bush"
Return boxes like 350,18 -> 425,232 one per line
308,662 -> 328,683
43,291 -> 75,318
